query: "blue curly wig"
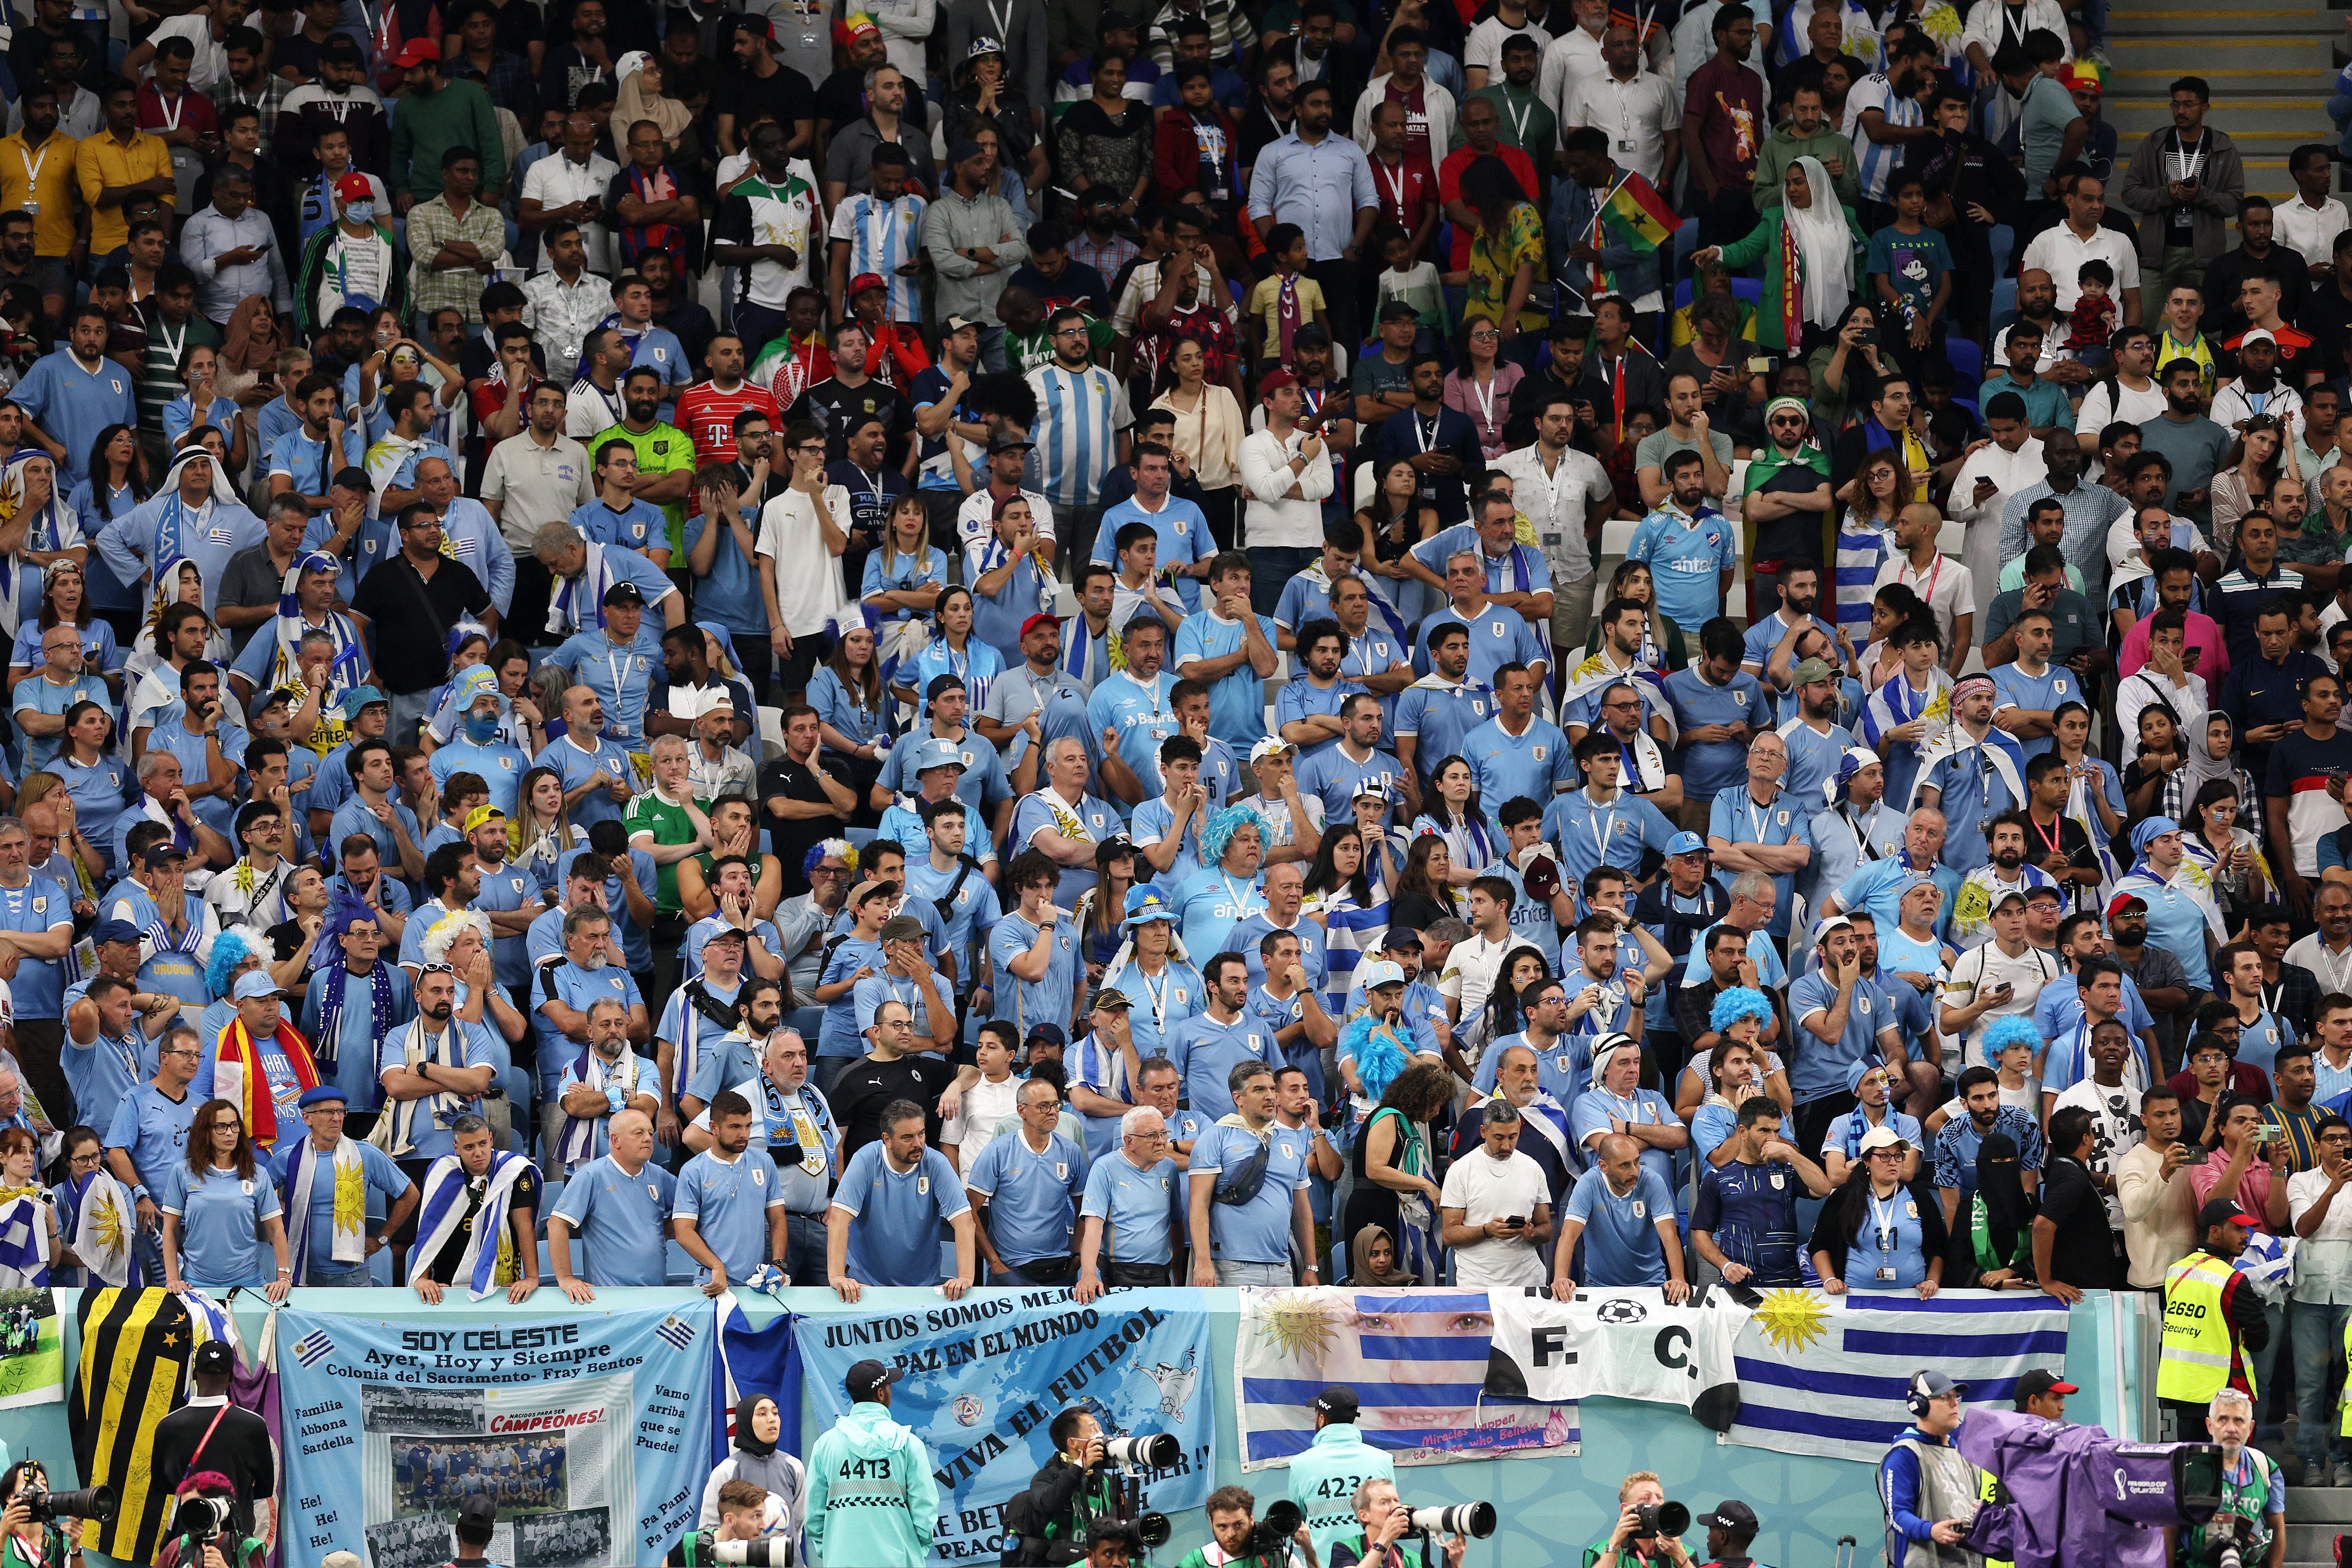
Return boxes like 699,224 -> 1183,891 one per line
1199,805 -> 1261,866
1982,1014 -> 2041,1065
1343,1012 -> 1411,1103
203,925 -> 260,998
1709,985 -> 1774,1034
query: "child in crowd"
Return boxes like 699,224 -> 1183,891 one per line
2065,260 -> 2120,369
1244,223 -> 1331,371
1372,224 -> 1446,355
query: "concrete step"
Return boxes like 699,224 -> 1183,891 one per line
2286,1482 -> 2352,1521
2108,5 -> 2340,31
2108,96 -> 2331,137
2103,33 -> 2339,67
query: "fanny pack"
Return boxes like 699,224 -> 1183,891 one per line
1212,1131 -> 1273,1207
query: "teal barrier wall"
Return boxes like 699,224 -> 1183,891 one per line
9,1286 -> 2139,1568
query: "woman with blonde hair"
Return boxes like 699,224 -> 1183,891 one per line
859,492 -> 945,690
510,764 -> 585,898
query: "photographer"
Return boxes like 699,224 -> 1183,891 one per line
151,1341 -> 275,1550
1584,1474 -> 1694,1568
1004,1409 -> 1124,1565
670,1479 -> 772,1564
1879,1371 -> 1987,1568
0,1460 -> 68,1568
1290,1388 -> 1394,1558
153,1474 -> 267,1568
1177,1486 -> 1321,1568
2180,1389 -> 2284,1568
1330,1480 -> 1467,1568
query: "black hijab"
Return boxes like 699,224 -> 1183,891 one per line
734,1394 -> 778,1459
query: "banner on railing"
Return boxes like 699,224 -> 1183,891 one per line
798,1288 -> 1217,1565
274,1301 -> 718,1568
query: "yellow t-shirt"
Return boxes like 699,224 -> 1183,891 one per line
75,130 -> 173,256
591,419 -> 696,558
0,130 -> 80,259
1246,271 -> 1328,359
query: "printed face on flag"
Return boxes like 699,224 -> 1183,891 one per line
1308,1298 -> 1495,1393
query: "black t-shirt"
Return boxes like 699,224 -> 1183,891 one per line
420,1162 -> 545,1284
348,554 -> 492,695
757,751 -> 853,893
716,60 -> 817,130
2038,1154 -> 2123,1289
151,1401 -> 276,1538
827,1050 -> 957,1159
786,376 -> 913,465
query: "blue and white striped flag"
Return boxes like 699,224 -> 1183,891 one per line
293,1327 -> 335,1368
1724,1291 -> 2070,1462
0,1193 -> 47,1289
657,1314 -> 699,1353
1314,894 -> 1388,1018
1236,1287 -> 1578,1470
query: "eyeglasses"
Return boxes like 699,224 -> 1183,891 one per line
811,865 -> 848,880
68,1151 -> 100,1167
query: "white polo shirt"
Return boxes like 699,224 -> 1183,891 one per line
2017,221 -> 2141,312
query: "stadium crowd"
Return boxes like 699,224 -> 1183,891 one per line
0,0 -> 2345,1555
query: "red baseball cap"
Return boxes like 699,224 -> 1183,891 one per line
1259,369 -> 1298,396
334,172 -> 374,205
1020,613 -> 1060,641
849,271 -> 887,297
390,38 -> 439,68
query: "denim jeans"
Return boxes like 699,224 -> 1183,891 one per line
1215,1259 -> 1292,1286
784,1212 -> 829,1287
2295,1297 -> 2352,1462
305,1265 -> 377,1288
2250,1297 -> 2285,1421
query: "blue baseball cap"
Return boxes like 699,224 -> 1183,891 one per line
1665,831 -> 1707,856
912,736 -> 967,773
299,1085 -> 349,1109
92,919 -> 141,946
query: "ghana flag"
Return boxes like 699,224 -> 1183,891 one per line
1561,171 -> 1681,311
70,1286 -> 192,1563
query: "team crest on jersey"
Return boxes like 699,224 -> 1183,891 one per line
1470,699 -> 1487,715
1533,745 -> 1546,760
109,379 -> 122,393
1733,691 -> 1748,706
1490,621 -> 1505,637
918,1176 -> 930,1195
1175,519 -> 1188,536
752,1168 -> 765,1185
1631,1200 -> 1646,1217
557,464 -> 577,481
1776,809 -> 1789,826
1055,1162 -> 1069,1179
1175,987 -> 1189,1003
2054,679 -> 2068,695
1770,1172 -> 1785,1189
501,757 -> 514,768
1859,994 -> 1872,1014
29,898 -> 42,913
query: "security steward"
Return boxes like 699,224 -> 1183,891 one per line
1289,1386 -> 1396,1560
1879,1371 -> 1986,1568
2160,1199 -> 2272,1442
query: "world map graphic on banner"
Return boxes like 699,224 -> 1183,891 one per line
274,1302 -> 717,1568
797,1289 -> 1216,1565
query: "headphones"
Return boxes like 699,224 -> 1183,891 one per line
1905,1372 -> 1936,1418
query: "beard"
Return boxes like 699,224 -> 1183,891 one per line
1993,847 -> 2024,869
581,949 -> 609,970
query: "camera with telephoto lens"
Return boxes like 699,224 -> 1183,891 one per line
24,1485 -> 113,1525
1101,1432 -> 1180,1470
679,1532 -> 795,1565
1412,1503 -> 1499,1539
172,1493 -> 231,1544
1246,1499 -> 1305,1557
1633,1502 -> 1690,1541
2201,1514 -> 2254,1568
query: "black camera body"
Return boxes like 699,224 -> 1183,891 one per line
1246,1499 -> 1305,1557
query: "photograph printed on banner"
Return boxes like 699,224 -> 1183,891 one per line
0,1290 -> 64,1410
513,1506 -> 614,1568
392,1435 -> 571,1520
360,1372 -> 627,1567
365,1512 -> 456,1568
362,1385 -> 486,1435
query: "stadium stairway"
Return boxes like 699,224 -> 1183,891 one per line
2102,0 -> 2342,206
2285,1467 -> 2352,1568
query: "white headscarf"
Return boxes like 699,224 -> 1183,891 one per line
1783,156 -> 1853,333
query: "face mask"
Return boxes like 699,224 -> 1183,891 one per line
344,200 -> 375,224
464,713 -> 499,743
